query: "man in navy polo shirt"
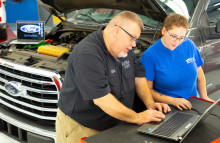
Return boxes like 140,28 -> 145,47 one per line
56,11 -> 171,143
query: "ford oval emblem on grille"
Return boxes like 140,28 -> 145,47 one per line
4,81 -> 22,97
20,25 -> 40,33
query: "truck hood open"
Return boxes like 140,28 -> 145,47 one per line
39,0 -> 167,22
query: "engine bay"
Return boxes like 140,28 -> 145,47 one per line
0,23 -> 152,78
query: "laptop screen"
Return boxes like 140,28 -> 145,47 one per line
16,21 -> 45,40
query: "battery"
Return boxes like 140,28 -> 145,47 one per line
38,45 -> 69,57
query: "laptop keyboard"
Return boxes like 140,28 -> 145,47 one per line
152,112 -> 193,137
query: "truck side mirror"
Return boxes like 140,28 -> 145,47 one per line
203,18 -> 220,40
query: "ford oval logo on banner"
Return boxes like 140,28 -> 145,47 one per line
4,81 -> 22,97
20,25 -> 40,33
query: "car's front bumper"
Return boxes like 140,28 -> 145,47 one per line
0,105 -> 56,143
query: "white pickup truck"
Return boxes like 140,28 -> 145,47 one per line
0,0 -> 219,143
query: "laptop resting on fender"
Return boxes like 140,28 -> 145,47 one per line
10,21 -> 45,45
137,97 -> 220,142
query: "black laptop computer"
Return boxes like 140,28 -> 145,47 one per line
137,97 -> 220,142
10,21 -> 45,44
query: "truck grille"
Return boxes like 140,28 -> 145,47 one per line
0,119 -> 28,141
0,63 -> 59,124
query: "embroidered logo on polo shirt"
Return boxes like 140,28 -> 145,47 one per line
111,69 -> 116,73
186,57 -> 195,64
122,60 -> 130,69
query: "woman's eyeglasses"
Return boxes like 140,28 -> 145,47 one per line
115,24 -> 139,43
165,27 -> 185,41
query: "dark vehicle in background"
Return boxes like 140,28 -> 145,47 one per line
0,0 -> 219,143
0,0 -> 7,40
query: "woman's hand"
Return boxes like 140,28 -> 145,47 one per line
171,98 -> 192,110
202,97 -> 215,102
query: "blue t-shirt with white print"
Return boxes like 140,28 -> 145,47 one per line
140,38 -> 204,99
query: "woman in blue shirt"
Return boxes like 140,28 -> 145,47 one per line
140,14 -> 214,110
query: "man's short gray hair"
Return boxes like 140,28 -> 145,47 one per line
108,11 -> 144,31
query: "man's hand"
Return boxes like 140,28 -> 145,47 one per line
147,103 -> 171,113
136,110 -> 165,125
171,98 -> 192,110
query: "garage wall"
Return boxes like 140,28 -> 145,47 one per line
5,0 -> 39,23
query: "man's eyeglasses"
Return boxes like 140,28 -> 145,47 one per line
115,24 -> 139,43
165,27 -> 185,41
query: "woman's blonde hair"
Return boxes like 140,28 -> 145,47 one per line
157,13 -> 189,39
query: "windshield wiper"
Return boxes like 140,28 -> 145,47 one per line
143,23 -> 158,29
